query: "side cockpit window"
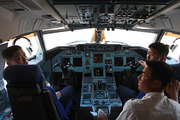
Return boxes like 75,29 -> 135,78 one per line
161,31 -> 180,62
7,32 -> 43,65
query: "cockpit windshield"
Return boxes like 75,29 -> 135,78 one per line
43,28 -> 158,51
43,29 -> 94,50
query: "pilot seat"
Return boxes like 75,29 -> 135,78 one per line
3,64 -> 74,120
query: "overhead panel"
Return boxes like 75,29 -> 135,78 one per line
51,0 -> 176,4
49,0 -> 177,30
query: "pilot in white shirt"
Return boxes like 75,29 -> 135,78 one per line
117,92 -> 180,120
116,61 -> 180,120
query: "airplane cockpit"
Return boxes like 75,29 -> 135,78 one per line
0,0 -> 180,120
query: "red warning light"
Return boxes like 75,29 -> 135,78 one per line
66,53 -> 71,55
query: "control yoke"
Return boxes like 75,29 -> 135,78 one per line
53,61 -> 75,69
53,62 -> 62,68
53,59 -> 75,80
124,61 -> 141,74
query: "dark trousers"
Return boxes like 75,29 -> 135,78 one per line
117,73 -> 140,101
53,85 -> 75,108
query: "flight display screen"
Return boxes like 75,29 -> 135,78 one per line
94,54 -> 103,63
94,67 -> 103,77
73,58 -> 82,67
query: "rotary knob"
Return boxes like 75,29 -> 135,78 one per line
86,66 -> 90,70
102,100 -> 105,104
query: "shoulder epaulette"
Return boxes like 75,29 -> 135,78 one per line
131,98 -> 139,100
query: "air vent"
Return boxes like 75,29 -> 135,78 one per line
0,1 -> 27,12
19,0 -> 41,10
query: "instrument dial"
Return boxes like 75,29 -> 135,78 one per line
85,52 -> 90,58
86,66 -> 90,70
77,50 -> 82,54
85,60 -> 90,65
72,50 -> 76,55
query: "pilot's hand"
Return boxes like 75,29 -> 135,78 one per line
166,79 -> 180,102
97,113 -> 108,120
138,60 -> 147,68
45,81 -> 51,86
56,91 -> 62,99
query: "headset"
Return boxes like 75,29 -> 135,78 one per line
12,36 -> 33,55
170,37 -> 180,52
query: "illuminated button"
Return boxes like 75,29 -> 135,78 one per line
66,53 -> 71,55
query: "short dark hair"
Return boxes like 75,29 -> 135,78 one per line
148,42 -> 169,57
2,45 -> 22,61
146,61 -> 175,90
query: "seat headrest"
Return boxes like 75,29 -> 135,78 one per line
171,63 -> 180,81
3,65 -> 44,84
